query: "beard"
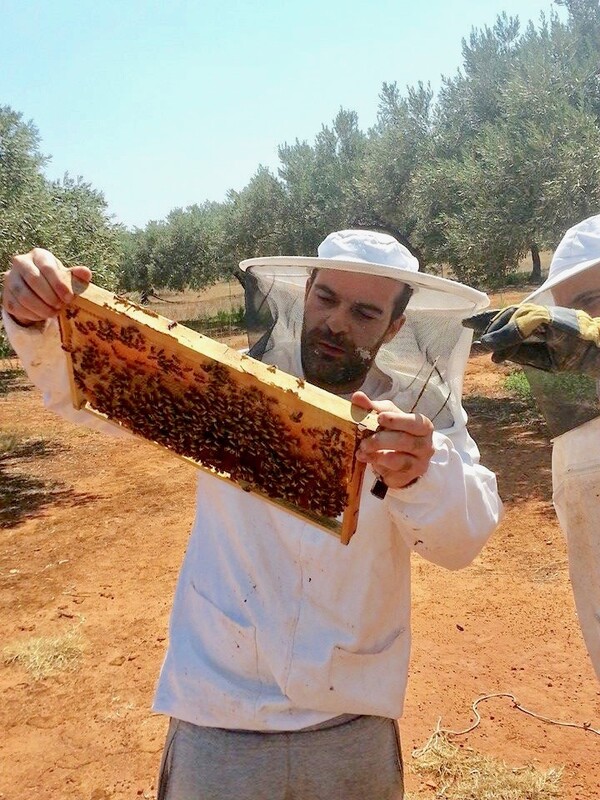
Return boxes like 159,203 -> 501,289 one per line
300,324 -> 379,392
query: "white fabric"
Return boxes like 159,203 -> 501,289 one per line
522,216 -> 600,681
528,214 -> 600,304
552,418 -> 600,680
317,229 -> 419,272
2,309 -> 502,730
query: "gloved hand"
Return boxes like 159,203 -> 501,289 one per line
464,303 -> 600,376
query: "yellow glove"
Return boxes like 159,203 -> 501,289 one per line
464,304 -> 600,376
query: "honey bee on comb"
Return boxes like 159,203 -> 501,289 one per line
58,282 -> 378,542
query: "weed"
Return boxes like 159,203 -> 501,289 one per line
0,326 -> 15,359
3,624 -> 85,679
504,369 -> 532,400
412,732 -> 562,799
0,432 -> 20,457
182,304 -> 245,334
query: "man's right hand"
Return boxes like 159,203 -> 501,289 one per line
2,248 -> 92,326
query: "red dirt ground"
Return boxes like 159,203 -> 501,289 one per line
1,350 -> 599,800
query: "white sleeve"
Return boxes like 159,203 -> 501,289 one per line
2,309 -> 128,438
384,423 -> 503,570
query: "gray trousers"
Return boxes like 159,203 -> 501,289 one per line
157,715 -> 404,800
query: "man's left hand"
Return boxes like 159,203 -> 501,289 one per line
352,391 -> 435,489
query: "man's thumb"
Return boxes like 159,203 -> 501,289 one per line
69,265 -> 92,291
351,391 -> 374,411
70,265 -> 92,282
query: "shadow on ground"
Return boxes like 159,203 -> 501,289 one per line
463,394 -> 553,504
0,367 -> 30,396
0,437 -> 101,528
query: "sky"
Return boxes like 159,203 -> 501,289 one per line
1,0 -> 566,229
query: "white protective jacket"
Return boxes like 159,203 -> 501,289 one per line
552,417 -> 600,681
3,312 -> 502,730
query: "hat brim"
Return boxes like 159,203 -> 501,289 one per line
239,256 -> 489,312
526,256 -> 600,303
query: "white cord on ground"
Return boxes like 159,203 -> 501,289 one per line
413,692 -> 600,757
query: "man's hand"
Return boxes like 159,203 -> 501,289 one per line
464,304 -> 600,377
1,248 -> 92,326
352,391 -> 435,490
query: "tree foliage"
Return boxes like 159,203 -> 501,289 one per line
411,4 -> 600,284
0,106 -> 121,289
6,3 -> 600,294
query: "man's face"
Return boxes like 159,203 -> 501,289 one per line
552,262 -> 600,316
300,269 -> 406,394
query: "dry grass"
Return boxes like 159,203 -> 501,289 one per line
530,559 -> 569,584
411,733 -> 562,800
3,624 -> 85,679
141,281 -> 245,323
0,431 -> 20,455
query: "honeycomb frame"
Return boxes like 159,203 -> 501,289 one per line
58,280 -> 379,543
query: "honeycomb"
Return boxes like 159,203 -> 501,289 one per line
58,283 -> 378,542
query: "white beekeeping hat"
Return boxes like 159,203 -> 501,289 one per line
240,229 -> 489,434
527,214 -> 600,306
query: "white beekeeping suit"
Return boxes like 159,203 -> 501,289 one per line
526,214 -> 600,681
2,230 -> 502,732
550,418 -> 600,680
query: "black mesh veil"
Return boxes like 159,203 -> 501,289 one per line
523,282 -> 600,437
243,262 -> 488,435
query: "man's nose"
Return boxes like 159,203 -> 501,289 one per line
325,305 -> 351,335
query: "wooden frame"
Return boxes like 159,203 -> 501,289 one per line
58,282 -> 378,543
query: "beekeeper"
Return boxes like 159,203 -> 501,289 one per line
2,230 -> 502,800
467,214 -> 600,683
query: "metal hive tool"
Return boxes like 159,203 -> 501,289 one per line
58,280 -> 379,543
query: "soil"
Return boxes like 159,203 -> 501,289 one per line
1,345 -> 599,799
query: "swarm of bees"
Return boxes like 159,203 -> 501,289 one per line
59,283 -> 378,541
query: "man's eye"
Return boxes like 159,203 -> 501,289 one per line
354,308 -> 378,321
316,293 -> 335,305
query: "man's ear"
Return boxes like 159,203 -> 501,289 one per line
383,314 -> 405,344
